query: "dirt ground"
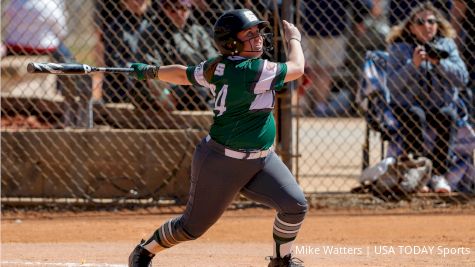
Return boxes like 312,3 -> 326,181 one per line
2,208 -> 475,267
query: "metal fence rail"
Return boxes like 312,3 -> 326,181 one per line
1,0 -> 474,208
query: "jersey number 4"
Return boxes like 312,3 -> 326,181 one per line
214,84 -> 228,116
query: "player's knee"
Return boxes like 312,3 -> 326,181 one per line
280,196 -> 308,217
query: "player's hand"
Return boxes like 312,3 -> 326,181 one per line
282,20 -> 301,43
131,63 -> 159,80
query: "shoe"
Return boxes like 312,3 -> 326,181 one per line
419,185 -> 430,193
267,254 -> 304,267
431,175 -> 451,193
128,241 -> 155,267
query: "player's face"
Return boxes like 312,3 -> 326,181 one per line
409,10 -> 438,43
237,25 -> 264,58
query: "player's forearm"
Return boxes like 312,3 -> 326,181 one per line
282,20 -> 305,82
156,65 -> 192,85
284,40 -> 305,82
287,39 -> 305,70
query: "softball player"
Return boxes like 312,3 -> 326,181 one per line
128,9 -> 307,267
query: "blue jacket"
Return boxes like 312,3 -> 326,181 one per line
387,37 -> 468,108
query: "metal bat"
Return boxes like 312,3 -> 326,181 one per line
27,62 -> 134,75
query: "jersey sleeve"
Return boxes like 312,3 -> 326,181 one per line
186,57 -> 219,88
186,61 -> 207,87
252,60 -> 287,94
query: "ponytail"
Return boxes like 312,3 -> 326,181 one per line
203,55 -> 224,83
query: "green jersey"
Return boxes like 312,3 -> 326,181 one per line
186,56 -> 287,150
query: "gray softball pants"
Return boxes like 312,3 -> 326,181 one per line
153,137 -> 308,247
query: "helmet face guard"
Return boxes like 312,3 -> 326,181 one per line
213,9 -> 273,55
240,31 -> 274,54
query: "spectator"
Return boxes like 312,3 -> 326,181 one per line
0,43 -> 6,58
388,0 -> 453,26
94,0 -> 159,114
386,2 -> 468,192
346,0 -> 391,114
190,0 -> 235,34
3,0 -> 91,128
138,0 -> 218,110
450,0 -> 466,48
459,1 -> 475,89
301,0 -> 373,116
451,0 -> 473,118
3,0 -> 70,58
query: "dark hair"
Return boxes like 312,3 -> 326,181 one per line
203,56 -> 224,83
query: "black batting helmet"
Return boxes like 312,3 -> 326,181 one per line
213,9 -> 270,55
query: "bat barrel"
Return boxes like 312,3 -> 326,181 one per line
27,62 -> 91,74
27,62 -> 134,74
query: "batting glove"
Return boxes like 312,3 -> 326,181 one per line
131,63 -> 159,80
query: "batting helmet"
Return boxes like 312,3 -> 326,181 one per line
213,9 -> 270,55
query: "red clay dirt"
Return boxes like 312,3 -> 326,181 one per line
2,208 -> 475,266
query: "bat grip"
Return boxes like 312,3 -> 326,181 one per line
93,67 -> 134,73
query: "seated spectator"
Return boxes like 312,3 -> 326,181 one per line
138,0 -> 218,110
3,0 -> 71,59
301,0 -> 373,117
386,2 -> 469,192
3,0 -> 91,128
358,50 -> 474,194
451,0 -> 474,118
94,0 -> 159,114
189,0 -> 234,34
346,0 -> 390,115
459,1 -> 475,90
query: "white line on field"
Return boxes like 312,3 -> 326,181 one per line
0,261 -> 127,267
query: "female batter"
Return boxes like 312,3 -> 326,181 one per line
128,9 -> 307,267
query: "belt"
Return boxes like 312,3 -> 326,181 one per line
205,135 -> 272,160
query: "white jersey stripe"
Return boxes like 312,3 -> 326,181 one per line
254,60 -> 278,94
249,91 -> 274,110
194,61 -> 211,88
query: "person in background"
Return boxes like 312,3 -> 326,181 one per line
345,0 -> 390,116
388,0 -> 453,26
301,0 -> 373,117
138,0 -> 218,110
94,0 -> 158,115
3,0 -> 91,128
385,2 -> 468,193
451,0 -> 474,118
3,0 -> 70,58
190,0 -> 235,33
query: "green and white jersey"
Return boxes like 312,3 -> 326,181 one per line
186,56 -> 287,150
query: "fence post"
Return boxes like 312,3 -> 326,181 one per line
277,0 -> 295,171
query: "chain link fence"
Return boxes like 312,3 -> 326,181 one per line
1,0 -> 474,210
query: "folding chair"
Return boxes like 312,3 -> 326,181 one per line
357,50 -> 397,170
